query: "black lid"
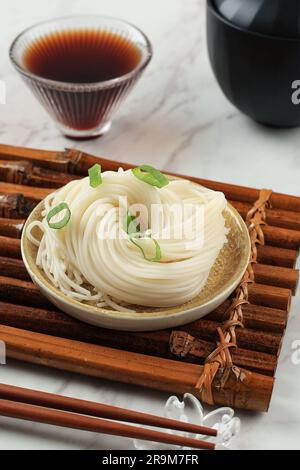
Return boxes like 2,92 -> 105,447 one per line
213,0 -> 300,38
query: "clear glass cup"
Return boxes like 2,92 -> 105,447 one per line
9,16 -> 152,139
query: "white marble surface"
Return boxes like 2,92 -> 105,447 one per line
0,0 -> 300,450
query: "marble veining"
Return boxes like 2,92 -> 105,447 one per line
0,0 -> 300,450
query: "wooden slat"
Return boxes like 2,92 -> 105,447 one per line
0,217 -> 24,238
0,236 -> 21,258
0,324 -> 275,411
0,256 -> 30,281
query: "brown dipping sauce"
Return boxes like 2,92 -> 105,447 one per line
22,29 -> 142,132
23,29 -> 141,83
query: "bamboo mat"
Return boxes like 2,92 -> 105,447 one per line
0,143 -> 299,412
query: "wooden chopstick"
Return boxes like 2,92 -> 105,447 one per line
0,383 -> 217,438
0,397 -> 215,450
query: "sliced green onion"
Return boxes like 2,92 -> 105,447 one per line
131,165 -> 169,188
124,211 -> 141,235
47,202 -> 71,229
88,163 -> 102,188
129,235 -> 161,262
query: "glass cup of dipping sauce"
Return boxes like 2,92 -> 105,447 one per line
9,16 -> 152,139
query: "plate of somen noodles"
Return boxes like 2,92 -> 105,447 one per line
21,164 -> 250,331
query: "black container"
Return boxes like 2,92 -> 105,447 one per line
207,0 -> 300,127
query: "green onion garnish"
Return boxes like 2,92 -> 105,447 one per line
129,235 -> 161,262
88,163 -> 102,188
124,211 -> 141,235
125,212 -> 161,261
47,202 -> 71,229
131,165 -> 169,188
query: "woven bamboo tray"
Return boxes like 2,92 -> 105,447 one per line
0,143 -> 299,412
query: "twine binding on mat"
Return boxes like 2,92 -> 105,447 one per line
169,189 -> 273,405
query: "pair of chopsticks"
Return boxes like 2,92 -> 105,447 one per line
0,383 -> 217,450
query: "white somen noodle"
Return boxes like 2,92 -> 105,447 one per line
26,168 -> 228,311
